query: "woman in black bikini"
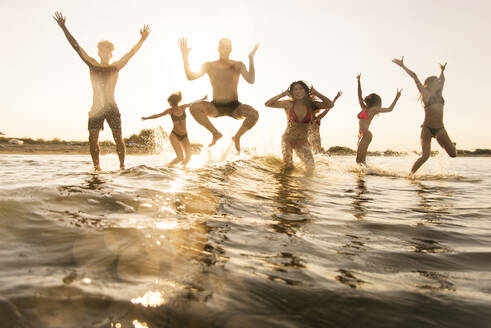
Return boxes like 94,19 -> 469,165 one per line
265,81 -> 334,175
142,92 -> 205,165
393,57 -> 457,175
356,73 -> 402,165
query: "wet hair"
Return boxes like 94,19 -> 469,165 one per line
167,91 -> 182,107
288,80 -> 316,109
424,76 -> 438,89
97,40 -> 114,52
219,38 -> 232,48
364,93 -> 382,108
421,76 -> 444,104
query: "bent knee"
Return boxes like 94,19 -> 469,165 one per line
248,109 -> 259,122
189,103 -> 205,116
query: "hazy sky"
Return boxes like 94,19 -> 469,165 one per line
1,0 -> 490,152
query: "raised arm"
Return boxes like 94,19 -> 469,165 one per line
179,38 -> 206,80
392,56 -> 426,95
141,109 -> 170,121
53,11 -> 99,67
356,74 -> 366,109
316,91 -> 343,122
239,43 -> 259,84
311,86 -> 334,109
438,62 -> 446,88
265,90 -> 290,108
378,89 -> 403,113
113,25 -> 150,70
178,95 -> 208,109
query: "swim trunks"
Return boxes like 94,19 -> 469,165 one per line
211,100 -> 241,118
88,105 -> 121,131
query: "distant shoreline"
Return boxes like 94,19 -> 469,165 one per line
0,144 -> 153,155
1,144 -> 490,157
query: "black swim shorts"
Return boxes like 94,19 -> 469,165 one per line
211,100 -> 241,118
88,106 -> 122,131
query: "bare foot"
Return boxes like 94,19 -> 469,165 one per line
231,135 -> 241,152
209,132 -> 223,147
94,166 -> 102,172
120,165 -> 125,170
169,158 -> 183,166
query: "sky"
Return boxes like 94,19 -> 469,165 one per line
1,0 -> 490,152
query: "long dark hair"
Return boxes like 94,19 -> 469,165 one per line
288,80 -> 317,109
364,93 -> 382,108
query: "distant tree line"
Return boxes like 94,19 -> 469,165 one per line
1,135 -> 490,156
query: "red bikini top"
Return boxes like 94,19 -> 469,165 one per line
288,104 -> 312,123
357,110 -> 368,120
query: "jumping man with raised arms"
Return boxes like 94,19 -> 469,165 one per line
53,11 -> 150,171
178,38 -> 259,152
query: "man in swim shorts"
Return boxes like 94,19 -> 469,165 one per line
54,11 -> 150,171
178,37 -> 259,152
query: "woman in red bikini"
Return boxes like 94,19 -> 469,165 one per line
393,57 -> 457,175
142,92 -> 205,166
265,81 -> 335,175
356,73 -> 402,165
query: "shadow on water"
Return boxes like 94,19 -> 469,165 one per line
334,175 -> 371,289
412,181 -> 454,225
350,174 -> 371,220
411,181 -> 455,253
410,180 -> 457,294
270,173 -> 311,237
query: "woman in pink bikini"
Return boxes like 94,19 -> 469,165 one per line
265,81 -> 335,175
142,92 -> 205,166
356,73 -> 402,165
393,57 -> 457,175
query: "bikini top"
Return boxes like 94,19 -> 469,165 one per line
425,95 -> 445,108
288,104 -> 312,123
357,110 -> 369,120
170,111 -> 186,121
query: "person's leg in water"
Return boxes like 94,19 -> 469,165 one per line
111,129 -> 126,170
281,134 -> 294,172
89,129 -> 102,171
231,104 -> 259,152
169,132 -> 185,165
411,128 -> 432,175
356,130 -> 373,165
182,138 -> 192,165
294,144 -> 315,176
106,108 -> 125,170
309,124 -> 322,153
435,128 -> 457,158
189,101 -> 223,147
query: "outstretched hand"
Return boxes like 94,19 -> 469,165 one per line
53,11 -> 66,27
392,56 -> 404,67
440,62 -> 447,72
249,43 -> 259,59
356,73 -> 361,81
140,25 -> 151,41
179,38 -> 191,57
396,88 -> 403,98
334,91 -> 343,101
